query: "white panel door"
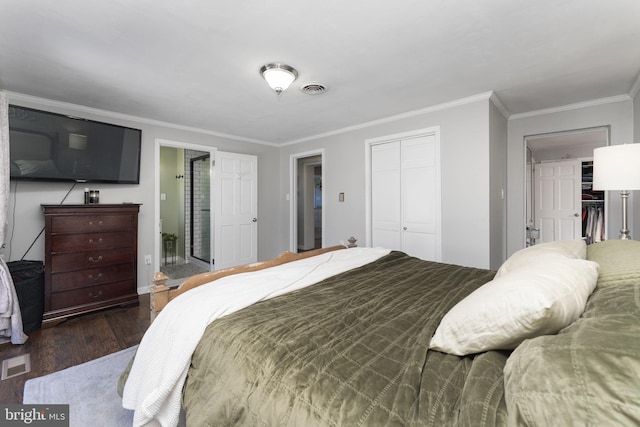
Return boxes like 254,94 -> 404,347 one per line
401,135 -> 439,261
213,151 -> 258,269
534,160 -> 581,243
371,141 -> 402,251
371,134 -> 441,261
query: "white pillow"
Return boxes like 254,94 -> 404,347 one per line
495,239 -> 586,278
429,258 -> 599,356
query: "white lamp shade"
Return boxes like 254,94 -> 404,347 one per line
68,133 -> 88,150
593,144 -> 640,190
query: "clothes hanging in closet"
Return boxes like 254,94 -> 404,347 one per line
583,204 -> 604,244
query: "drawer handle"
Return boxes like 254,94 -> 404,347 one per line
88,290 -> 103,299
88,273 -> 103,281
89,220 -> 104,226
89,238 -> 104,245
88,256 -> 103,263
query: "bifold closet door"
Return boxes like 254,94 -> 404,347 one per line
401,136 -> 439,260
371,135 -> 440,261
371,141 -> 402,251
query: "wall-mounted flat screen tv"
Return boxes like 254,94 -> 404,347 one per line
8,105 -> 142,184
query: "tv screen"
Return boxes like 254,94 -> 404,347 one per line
8,105 -> 142,184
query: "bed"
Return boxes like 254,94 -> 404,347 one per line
120,239 -> 640,426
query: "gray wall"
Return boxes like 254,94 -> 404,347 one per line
506,98 -> 634,257
279,97 -> 499,269
5,93 -> 282,292
10,90 -> 634,292
634,91 -> 640,236
489,101 -> 508,269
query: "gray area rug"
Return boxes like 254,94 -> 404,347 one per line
23,346 -> 186,426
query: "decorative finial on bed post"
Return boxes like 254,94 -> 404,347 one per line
152,272 -> 169,287
347,237 -> 357,248
150,272 -> 170,322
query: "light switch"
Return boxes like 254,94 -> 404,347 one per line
339,192 -> 344,202
160,193 -> 166,201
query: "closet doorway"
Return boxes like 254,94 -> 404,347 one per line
290,151 -> 324,252
525,127 -> 609,246
365,127 -> 441,262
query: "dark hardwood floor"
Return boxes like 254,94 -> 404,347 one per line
0,294 -> 150,404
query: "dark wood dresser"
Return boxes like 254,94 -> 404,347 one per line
41,204 -> 141,326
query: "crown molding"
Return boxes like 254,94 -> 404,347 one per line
9,88 -> 633,148
5,91 -> 278,147
489,92 -> 509,119
629,70 -> 640,99
509,94 -> 632,121
282,91 -> 495,146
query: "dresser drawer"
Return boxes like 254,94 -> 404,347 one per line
51,247 -> 135,273
50,280 -> 135,310
42,204 -> 140,326
51,214 -> 134,234
51,231 -> 133,252
51,263 -> 135,292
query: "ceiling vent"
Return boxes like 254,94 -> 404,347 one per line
300,82 -> 328,95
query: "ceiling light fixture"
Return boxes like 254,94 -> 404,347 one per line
260,63 -> 298,95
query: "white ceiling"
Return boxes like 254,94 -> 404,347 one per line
1,0 -> 639,145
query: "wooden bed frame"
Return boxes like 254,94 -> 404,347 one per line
149,245 -> 347,321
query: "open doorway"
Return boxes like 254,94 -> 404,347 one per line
158,143 -> 211,286
525,127 -> 609,246
291,151 -> 324,252
156,140 -> 258,284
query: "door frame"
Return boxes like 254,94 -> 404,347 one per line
364,126 -> 441,252
155,138 -> 217,271
290,149 -> 325,252
188,153 -> 211,263
524,126 -> 610,245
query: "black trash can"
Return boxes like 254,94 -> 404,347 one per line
7,260 -> 45,334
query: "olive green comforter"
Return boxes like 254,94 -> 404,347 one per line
121,243 -> 640,426
504,279 -> 640,426
182,251 -> 507,426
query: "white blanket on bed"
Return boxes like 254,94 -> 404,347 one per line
122,247 -> 391,427
0,258 -> 28,344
